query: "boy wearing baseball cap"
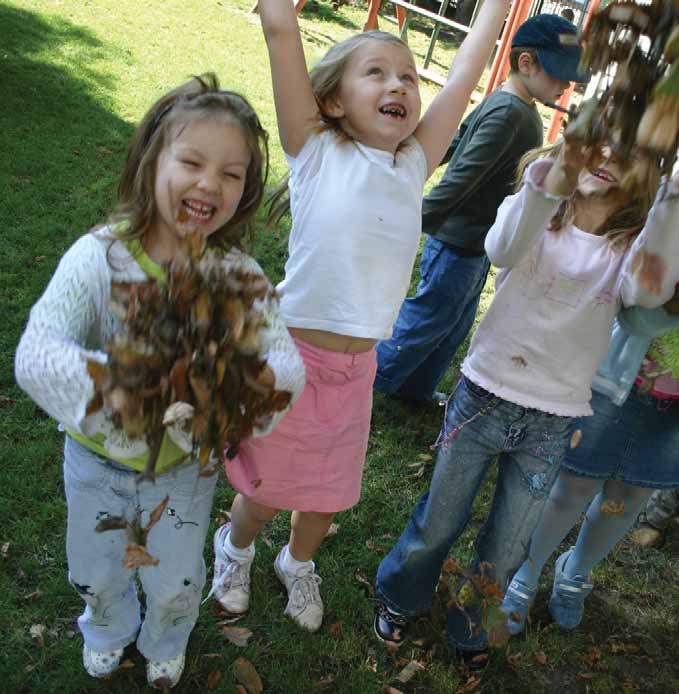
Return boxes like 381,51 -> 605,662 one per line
374,14 -> 587,410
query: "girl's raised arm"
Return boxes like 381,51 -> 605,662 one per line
259,0 -> 321,157
414,0 -> 510,178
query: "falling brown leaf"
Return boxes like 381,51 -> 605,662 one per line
325,523 -> 340,537
207,670 -> 223,689
569,429 -> 583,448
29,624 -> 45,648
233,657 -> 263,693
512,355 -> 528,368
1,542 -> 9,559
328,621 -> 343,638
222,626 -> 254,648
601,500 -> 626,515
534,650 -> 548,665
123,543 -> 159,569
395,659 -> 425,684
317,674 -> 336,689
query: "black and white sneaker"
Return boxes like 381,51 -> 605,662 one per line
373,601 -> 409,645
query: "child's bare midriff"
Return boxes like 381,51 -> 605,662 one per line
289,327 -> 376,353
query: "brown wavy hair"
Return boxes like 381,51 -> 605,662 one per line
268,31 -> 413,227
106,73 -> 269,254
514,141 -> 660,252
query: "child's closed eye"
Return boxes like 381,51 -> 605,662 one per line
181,159 -> 200,168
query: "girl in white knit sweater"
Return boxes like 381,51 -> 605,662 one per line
14,74 -> 304,689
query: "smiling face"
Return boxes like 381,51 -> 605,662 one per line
149,116 -> 251,262
577,147 -> 624,197
326,40 -> 422,153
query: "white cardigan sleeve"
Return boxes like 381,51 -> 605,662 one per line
619,179 -> 679,308
484,158 -> 565,268
14,234 -> 110,436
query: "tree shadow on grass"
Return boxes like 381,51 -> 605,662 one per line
0,3 -> 134,387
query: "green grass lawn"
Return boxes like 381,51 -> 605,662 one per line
2,1 -> 679,692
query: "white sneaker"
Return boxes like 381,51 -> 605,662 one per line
274,548 -> 324,632
207,523 -> 252,613
82,644 -> 124,678
146,652 -> 185,689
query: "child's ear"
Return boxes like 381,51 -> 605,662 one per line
517,51 -> 537,75
323,94 -> 344,119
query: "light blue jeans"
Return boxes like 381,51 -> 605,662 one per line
376,377 -> 573,647
63,437 -> 217,660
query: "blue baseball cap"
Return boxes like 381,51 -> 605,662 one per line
512,14 -> 589,83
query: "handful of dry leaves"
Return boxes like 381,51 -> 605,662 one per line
568,0 -> 679,188
86,232 -> 291,481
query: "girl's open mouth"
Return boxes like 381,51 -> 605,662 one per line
182,199 -> 216,223
379,103 -> 406,120
590,168 -> 618,184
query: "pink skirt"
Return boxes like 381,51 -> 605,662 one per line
224,338 -> 377,512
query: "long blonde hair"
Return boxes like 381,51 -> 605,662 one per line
268,31 -> 412,226
107,73 -> 269,256
514,141 -> 661,251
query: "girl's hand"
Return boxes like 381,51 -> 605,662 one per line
544,137 -> 589,198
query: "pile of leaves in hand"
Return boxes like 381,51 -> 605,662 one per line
569,0 -> 679,188
86,231 -> 291,481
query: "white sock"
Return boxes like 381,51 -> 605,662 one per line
281,545 -> 313,574
224,528 -> 255,563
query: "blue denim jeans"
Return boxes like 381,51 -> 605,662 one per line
374,237 -> 490,401
375,377 -> 573,647
63,437 -> 217,660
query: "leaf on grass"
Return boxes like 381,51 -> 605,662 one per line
222,626 -> 254,648
583,645 -> 602,666
317,674 -> 336,689
383,687 -> 404,694
29,624 -> 45,648
577,672 -> 595,680
34,255 -> 46,263
354,568 -> 373,594
485,604 -> 511,648
601,500 -> 626,515
328,621 -> 343,638
123,543 -> 159,569
534,650 -> 548,665
506,651 -> 523,666
325,523 -> 340,537
365,651 -> 377,672
216,614 -> 245,625
406,465 -> 425,480
418,453 -> 433,462
395,660 -> 425,684
366,540 -> 376,550
23,590 -> 42,601
570,429 -> 583,448
455,675 -> 481,693
233,657 -> 263,694
207,670 -> 223,689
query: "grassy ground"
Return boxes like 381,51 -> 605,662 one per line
2,1 -> 678,692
